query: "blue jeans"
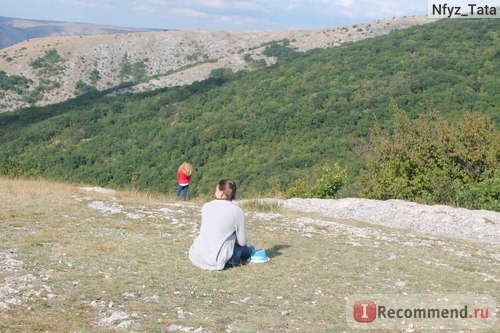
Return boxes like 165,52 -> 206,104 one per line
175,184 -> 189,201
228,244 -> 255,266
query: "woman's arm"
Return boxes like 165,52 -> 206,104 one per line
233,207 -> 247,246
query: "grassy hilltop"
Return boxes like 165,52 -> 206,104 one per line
0,178 -> 498,332
0,19 -> 498,206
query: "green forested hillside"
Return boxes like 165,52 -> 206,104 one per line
0,19 -> 498,201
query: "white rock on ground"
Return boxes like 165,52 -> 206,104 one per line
281,198 -> 500,244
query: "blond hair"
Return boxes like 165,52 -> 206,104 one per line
178,161 -> 193,176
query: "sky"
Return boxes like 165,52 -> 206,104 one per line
1,0 -> 430,30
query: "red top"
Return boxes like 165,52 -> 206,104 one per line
177,170 -> 191,185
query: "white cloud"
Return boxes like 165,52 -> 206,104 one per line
140,0 -> 425,27
219,14 -> 258,24
5,0 -> 428,30
148,0 -> 169,4
167,7 -> 207,18
233,1 -> 258,10
199,0 -> 227,8
133,4 -> 155,13
179,0 -> 258,10
74,0 -> 98,7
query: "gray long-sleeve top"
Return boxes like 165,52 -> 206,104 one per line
188,199 -> 246,270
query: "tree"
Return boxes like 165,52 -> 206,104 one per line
360,109 -> 498,208
89,69 -> 101,85
75,80 -> 97,96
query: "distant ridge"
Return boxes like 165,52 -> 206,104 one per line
0,15 -> 435,112
0,16 -> 164,49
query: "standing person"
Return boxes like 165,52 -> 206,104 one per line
175,161 -> 192,201
189,179 -> 254,270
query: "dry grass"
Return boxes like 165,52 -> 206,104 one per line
0,178 -> 498,332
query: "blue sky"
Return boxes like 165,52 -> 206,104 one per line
2,0 -> 429,30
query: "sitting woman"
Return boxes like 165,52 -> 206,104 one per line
189,179 -> 254,270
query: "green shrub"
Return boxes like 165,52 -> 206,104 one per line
30,49 -> 65,77
263,39 -> 303,61
89,69 -> 101,85
287,163 -> 348,199
0,70 -> 31,93
458,170 -> 500,211
119,56 -> 148,82
360,109 -> 499,210
311,163 -> 348,198
286,179 -> 309,198
0,160 -> 39,178
75,80 -> 97,96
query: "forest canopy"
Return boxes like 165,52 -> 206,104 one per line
0,18 -> 498,210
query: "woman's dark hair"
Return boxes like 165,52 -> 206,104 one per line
218,179 -> 237,201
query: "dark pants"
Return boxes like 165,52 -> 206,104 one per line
227,244 -> 255,267
175,184 -> 189,201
